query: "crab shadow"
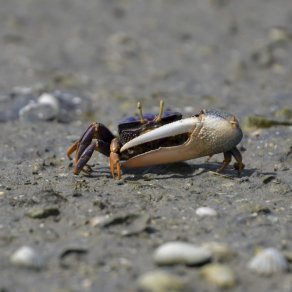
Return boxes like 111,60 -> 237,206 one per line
122,161 -> 256,181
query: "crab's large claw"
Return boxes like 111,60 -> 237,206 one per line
120,110 -> 244,175
120,116 -> 202,168
120,117 -> 199,152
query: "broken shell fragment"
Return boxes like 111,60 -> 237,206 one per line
248,248 -> 288,276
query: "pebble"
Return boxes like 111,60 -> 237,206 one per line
137,270 -> 186,292
153,241 -> 212,266
0,88 -> 92,123
38,93 -> 60,113
195,207 -> 217,217
201,264 -> 236,288
248,248 -> 288,276
26,207 -> 60,219
202,242 -> 235,262
19,100 -> 58,122
10,246 -> 44,269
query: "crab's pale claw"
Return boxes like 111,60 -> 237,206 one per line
120,117 -> 199,152
120,110 -> 244,174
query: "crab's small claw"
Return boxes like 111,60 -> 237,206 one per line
110,152 -> 121,179
120,117 -> 199,152
109,138 -> 122,179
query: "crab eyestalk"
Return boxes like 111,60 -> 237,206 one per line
154,100 -> 165,122
137,102 -> 145,124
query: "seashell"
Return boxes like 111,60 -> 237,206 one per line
137,270 -> 186,292
201,263 -> 236,288
10,246 -> 44,269
196,207 -> 217,217
153,241 -> 212,266
248,248 -> 288,276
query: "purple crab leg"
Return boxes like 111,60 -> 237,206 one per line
74,140 -> 110,174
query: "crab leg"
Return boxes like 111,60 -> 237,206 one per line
74,140 -> 110,174
217,151 -> 232,173
231,147 -> 245,175
109,138 -> 122,179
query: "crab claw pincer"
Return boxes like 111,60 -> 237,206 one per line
120,110 -> 244,173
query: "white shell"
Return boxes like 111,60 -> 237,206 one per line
10,246 -> 43,269
196,207 -> 218,217
153,241 -> 212,265
248,248 -> 288,276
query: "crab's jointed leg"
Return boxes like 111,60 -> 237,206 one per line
67,123 -> 115,174
109,138 -> 122,179
74,140 -> 110,175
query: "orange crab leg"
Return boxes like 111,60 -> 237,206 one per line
110,153 -> 121,179
66,141 -> 79,160
109,138 -> 122,179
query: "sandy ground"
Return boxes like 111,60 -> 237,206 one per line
0,0 -> 291,291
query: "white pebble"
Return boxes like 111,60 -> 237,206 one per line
38,93 -> 60,113
10,246 -> 43,269
154,241 -> 212,265
248,248 -> 288,276
196,207 -> 217,217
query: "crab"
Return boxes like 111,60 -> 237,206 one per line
67,101 -> 244,179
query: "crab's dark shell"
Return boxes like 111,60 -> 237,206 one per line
118,111 -> 182,145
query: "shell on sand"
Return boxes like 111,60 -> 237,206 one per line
248,248 -> 288,276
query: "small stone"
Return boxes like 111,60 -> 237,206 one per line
195,207 -> 217,217
201,264 -> 236,288
137,270 -> 186,292
248,248 -> 288,276
19,100 -> 58,122
202,242 -> 235,262
154,241 -> 212,266
26,207 -> 60,219
38,93 -> 60,113
10,246 -> 44,269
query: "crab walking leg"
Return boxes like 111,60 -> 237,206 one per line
231,147 -> 245,175
109,138 -> 122,179
66,140 -> 79,160
67,123 -> 115,163
74,140 -> 110,174
217,151 -> 232,173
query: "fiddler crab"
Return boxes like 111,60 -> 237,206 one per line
67,101 -> 244,179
